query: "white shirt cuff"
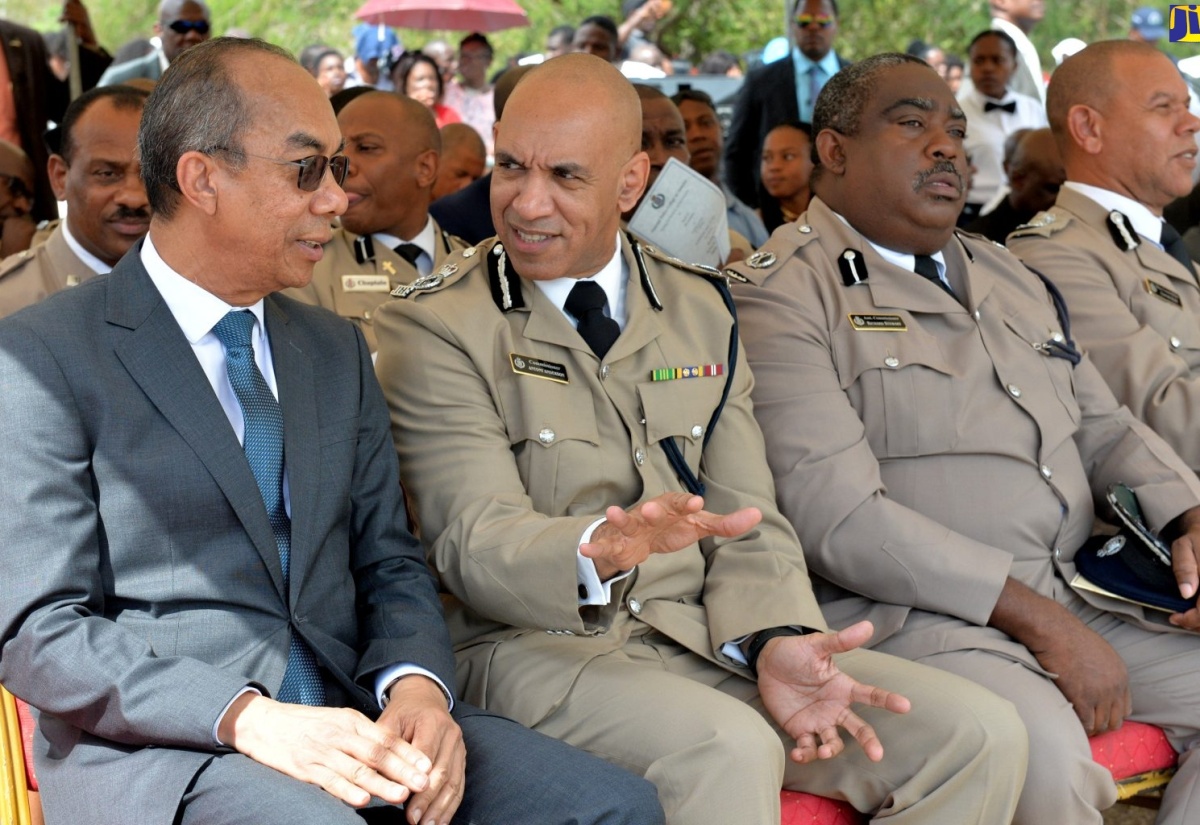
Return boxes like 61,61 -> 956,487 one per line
374,664 -> 454,711
213,685 -> 261,746
577,517 -> 635,605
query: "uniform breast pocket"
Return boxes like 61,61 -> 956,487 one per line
503,380 -> 600,514
1162,311 -> 1200,370
838,330 -> 960,458
638,377 -> 724,472
1002,310 -> 1081,435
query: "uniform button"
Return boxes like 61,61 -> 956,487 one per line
690,424 -> 704,439
600,364 -> 610,379
1051,332 -> 1065,344
462,246 -> 477,257
1040,464 -> 1053,479
1007,383 -> 1022,398
634,448 -> 646,465
973,309 -> 981,320
628,598 -> 643,615
1171,336 -> 1182,350
1054,547 -> 1062,560
884,356 -> 900,368
798,224 -> 812,234
363,310 -> 371,321
539,428 -> 556,444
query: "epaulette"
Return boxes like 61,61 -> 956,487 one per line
726,220 -> 820,285
31,219 -> 58,248
1008,210 -> 1071,239
638,241 -> 724,281
955,227 -> 1008,253
0,247 -> 34,280
390,240 -> 486,299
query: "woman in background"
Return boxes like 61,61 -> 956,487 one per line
758,121 -> 813,232
391,51 -> 462,127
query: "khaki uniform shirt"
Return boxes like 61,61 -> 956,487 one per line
373,234 -> 826,727
1008,187 -> 1200,471
728,197 -> 1200,667
0,222 -> 100,319
283,221 -> 465,352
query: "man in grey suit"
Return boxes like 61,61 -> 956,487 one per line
99,0 -> 211,86
0,37 -> 662,825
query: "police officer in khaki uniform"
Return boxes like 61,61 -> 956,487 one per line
730,52 -> 1200,825
374,53 -> 1027,825
0,84 -> 150,318
1007,41 -> 1200,471
284,91 -> 464,353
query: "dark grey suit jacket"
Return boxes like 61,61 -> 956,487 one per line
0,246 -> 456,824
722,53 -> 846,208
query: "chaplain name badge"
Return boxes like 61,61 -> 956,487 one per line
1146,279 -> 1183,307
510,353 -> 569,384
341,274 -> 391,293
848,313 -> 908,331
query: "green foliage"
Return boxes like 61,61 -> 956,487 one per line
0,0 -> 1173,73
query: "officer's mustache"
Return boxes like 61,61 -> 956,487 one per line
108,205 -> 151,222
913,161 -> 963,194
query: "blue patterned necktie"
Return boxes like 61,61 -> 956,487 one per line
806,64 -> 824,120
211,310 -> 325,706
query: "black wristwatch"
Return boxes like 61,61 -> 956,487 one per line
745,626 -> 810,676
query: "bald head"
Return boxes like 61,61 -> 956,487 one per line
341,91 -> 441,154
508,54 -> 642,158
493,64 -> 534,119
433,123 -> 486,200
1007,128 -> 1064,214
1045,40 -> 1152,143
491,53 -> 649,281
1047,39 -> 1199,212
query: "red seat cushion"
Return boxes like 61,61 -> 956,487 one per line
780,791 -> 866,825
778,722 -> 1178,824
1089,720 -> 1177,782
15,697 -> 36,791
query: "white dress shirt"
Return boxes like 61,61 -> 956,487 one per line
958,87 -> 1047,206
374,215 -> 438,277
61,220 -> 114,276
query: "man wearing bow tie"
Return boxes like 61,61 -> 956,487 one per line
957,29 -> 1046,223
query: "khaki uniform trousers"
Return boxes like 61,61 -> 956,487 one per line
532,631 -> 1027,825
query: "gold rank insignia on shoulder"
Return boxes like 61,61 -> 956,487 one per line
848,313 -> 908,331
342,274 -> 390,293
510,353 -> 569,383
391,268 -> 451,298
651,364 -> 724,381
1146,279 -> 1183,307
746,251 -> 776,269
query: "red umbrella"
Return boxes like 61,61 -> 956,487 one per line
354,0 -> 530,32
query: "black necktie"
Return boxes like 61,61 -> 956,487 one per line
984,100 -> 1017,114
395,243 -> 424,266
1159,222 -> 1195,273
564,280 -> 620,358
914,254 -> 956,298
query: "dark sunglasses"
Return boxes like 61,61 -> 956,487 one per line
257,153 -> 348,191
0,172 -> 31,201
168,19 -> 211,35
208,147 -> 349,192
794,13 -> 834,27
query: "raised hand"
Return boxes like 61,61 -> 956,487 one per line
580,491 -> 762,580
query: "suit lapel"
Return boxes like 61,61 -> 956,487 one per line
266,297 -> 320,603
108,255 -> 287,597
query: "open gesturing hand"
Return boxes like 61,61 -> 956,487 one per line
756,621 -> 911,764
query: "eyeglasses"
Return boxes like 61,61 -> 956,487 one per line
167,19 -> 211,35
208,147 -> 349,192
794,13 -> 834,27
0,172 -> 32,201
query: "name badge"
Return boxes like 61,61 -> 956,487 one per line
1146,279 -> 1182,307
342,274 -> 391,293
510,353 -> 569,384
848,313 -> 908,331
